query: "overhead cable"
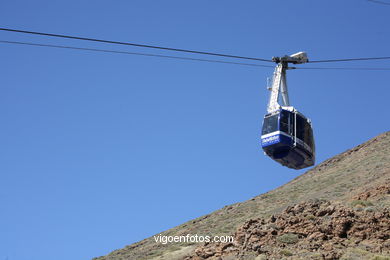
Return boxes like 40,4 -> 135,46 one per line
0,27 -> 273,63
367,0 -> 390,5
2,27 -> 390,64
2,40 -> 390,71
296,67 -> 390,71
0,40 -> 274,68
309,57 -> 390,63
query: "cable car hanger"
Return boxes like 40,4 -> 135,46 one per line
267,52 -> 308,113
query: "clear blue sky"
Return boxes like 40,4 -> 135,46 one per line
1,1 -> 389,259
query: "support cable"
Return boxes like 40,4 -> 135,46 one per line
0,27 -> 273,63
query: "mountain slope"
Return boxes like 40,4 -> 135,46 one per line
187,197 -> 390,259
94,131 -> 390,260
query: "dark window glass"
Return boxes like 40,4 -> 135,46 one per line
280,110 -> 290,134
280,110 -> 294,135
262,114 -> 279,135
303,121 -> 314,149
296,115 -> 305,141
295,114 -> 314,150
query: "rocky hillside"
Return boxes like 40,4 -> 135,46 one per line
187,197 -> 390,259
94,131 -> 390,260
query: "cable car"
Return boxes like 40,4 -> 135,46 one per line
261,52 -> 315,169
261,107 -> 315,169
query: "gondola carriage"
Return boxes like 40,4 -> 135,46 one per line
261,107 -> 315,169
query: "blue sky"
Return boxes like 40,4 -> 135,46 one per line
1,1 -> 389,259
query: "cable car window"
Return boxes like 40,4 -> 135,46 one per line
296,115 -> 305,141
296,114 -> 314,149
262,114 -> 279,135
304,122 -> 313,148
280,110 -> 289,133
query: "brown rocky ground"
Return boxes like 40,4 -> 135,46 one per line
94,131 -> 390,260
186,197 -> 390,260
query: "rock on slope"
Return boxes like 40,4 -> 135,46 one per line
187,196 -> 390,259
94,131 -> 390,260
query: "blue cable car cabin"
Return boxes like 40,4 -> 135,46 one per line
261,108 -> 315,169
